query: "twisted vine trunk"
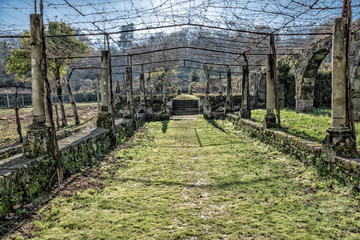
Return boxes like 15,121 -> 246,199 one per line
14,86 -> 23,143
55,61 -> 67,127
66,69 -> 79,125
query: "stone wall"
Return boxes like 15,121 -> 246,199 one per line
226,113 -> 360,191
0,115 -> 145,217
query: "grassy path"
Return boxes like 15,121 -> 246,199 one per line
13,117 -> 360,239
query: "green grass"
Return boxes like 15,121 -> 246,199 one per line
173,94 -> 199,100
249,108 -> 360,147
16,117 -> 360,239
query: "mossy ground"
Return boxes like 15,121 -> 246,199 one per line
12,117 -> 360,239
250,108 -> 360,147
173,94 -> 199,100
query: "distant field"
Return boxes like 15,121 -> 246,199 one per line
0,102 -> 98,149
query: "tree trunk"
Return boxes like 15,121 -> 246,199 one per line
66,69 -> 79,125
55,63 -> 67,127
14,86 -> 23,143
40,3 -> 62,185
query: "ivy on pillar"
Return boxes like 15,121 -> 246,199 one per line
263,54 -> 279,129
96,50 -> 112,129
123,65 -> 135,119
240,54 -> 251,118
22,14 -> 52,157
323,17 -> 357,158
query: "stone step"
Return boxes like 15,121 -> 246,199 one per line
172,100 -> 199,116
172,111 -> 199,115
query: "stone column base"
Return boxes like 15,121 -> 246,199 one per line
123,105 -> 135,119
323,127 -> 357,158
296,99 -> 313,113
263,111 -> 278,129
22,123 -> 52,157
97,111 -> 112,129
239,108 -> 251,118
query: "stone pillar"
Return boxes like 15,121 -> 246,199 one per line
146,72 -> 153,114
240,64 -> 251,118
123,66 -> 134,118
22,14 -> 52,157
323,17 -> 356,157
218,71 -> 223,95
96,50 -> 112,128
224,67 -> 232,113
264,54 -> 278,128
139,67 -> 146,113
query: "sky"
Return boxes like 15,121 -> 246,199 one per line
0,0 -> 358,48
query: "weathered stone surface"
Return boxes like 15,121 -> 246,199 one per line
96,111 -> 112,129
239,108 -> 251,119
323,127 -> 357,158
123,105 -> 135,119
264,111 -> 278,129
22,123 -> 52,158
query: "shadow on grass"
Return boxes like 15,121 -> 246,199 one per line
118,175 -> 284,189
206,119 -> 226,133
162,120 -> 170,133
281,126 -> 322,143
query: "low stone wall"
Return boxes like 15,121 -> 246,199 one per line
0,118 -> 96,161
0,114 -> 145,217
226,113 -> 360,191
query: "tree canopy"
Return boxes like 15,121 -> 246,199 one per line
5,20 -> 88,82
